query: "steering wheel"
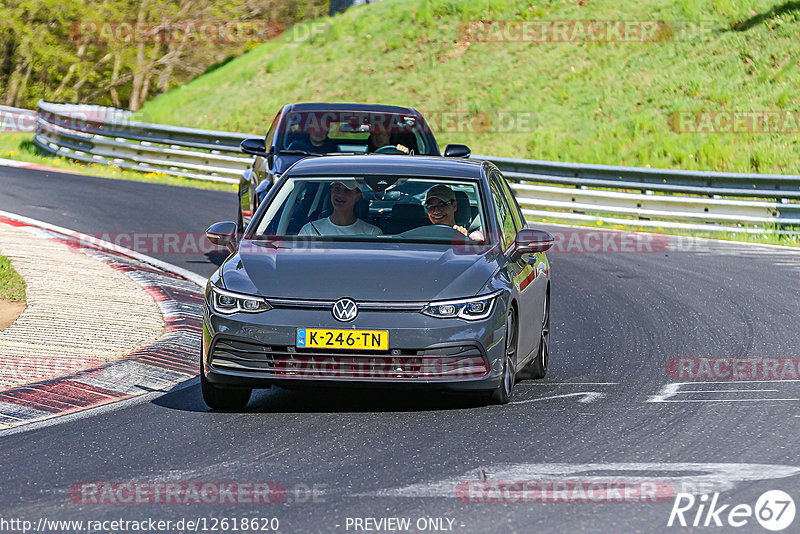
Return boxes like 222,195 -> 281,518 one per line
374,145 -> 407,155
399,224 -> 466,240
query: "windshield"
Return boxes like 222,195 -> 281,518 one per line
252,176 -> 487,245
276,111 -> 436,156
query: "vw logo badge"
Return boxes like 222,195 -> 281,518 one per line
332,298 -> 358,322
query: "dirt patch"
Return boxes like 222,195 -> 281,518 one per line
0,299 -> 26,329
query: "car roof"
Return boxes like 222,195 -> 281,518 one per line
283,155 -> 488,180
285,102 -> 422,115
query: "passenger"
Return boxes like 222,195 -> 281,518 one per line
424,185 -> 484,241
288,122 -> 338,153
298,180 -> 382,236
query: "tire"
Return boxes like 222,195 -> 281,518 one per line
525,291 -> 550,379
201,366 -> 252,410
491,306 -> 518,404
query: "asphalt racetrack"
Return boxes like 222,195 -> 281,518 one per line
1,166 -> 800,533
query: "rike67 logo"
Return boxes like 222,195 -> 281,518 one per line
668,490 -> 796,531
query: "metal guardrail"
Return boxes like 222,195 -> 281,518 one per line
10,101 -> 800,233
32,101 -> 253,184
471,154 -> 800,233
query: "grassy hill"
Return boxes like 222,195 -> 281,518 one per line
137,0 -> 800,175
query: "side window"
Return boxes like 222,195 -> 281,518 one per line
265,111 -> 281,148
490,178 -> 517,250
496,172 -> 524,230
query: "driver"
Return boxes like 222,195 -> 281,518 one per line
368,124 -> 410,154
298,180 -> 382,236
424,185 -> 484,241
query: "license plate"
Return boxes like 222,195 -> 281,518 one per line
296,328 -> 388,350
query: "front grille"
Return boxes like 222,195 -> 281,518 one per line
210,338 -> 488,381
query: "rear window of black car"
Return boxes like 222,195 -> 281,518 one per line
276,112 -> 436,156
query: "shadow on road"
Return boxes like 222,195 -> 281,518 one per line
152,383 -> 492,414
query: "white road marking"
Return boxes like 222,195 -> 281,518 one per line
652,398 -> 800,403
679,389 -> 780,393
363,463 -> 800,498
519,382 -> 619,386
511,392 -> 606,405
648,381 -> 800,403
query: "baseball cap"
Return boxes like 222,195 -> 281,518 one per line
332,179 -> 360,191
424,184 -> 456,204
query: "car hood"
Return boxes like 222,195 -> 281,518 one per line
274,154 -> 305,174
220,241 -> 500,301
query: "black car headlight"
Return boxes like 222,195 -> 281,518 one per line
421,291 -> 501,321
210,285 -> 272,315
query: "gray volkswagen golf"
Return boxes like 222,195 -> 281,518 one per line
202,155 -> 553,409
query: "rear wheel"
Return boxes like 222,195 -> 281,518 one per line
201,362 -> 252,410
525,291 -> 550,379
491,307 -> 518,404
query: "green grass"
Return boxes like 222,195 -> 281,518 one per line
136,0 -> 800,175
0,134 -> 236,192
0,255 -> 26,302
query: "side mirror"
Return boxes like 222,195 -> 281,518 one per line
444,144 -> 471,158
515,229 -> 554,254
240,137 -> 268,157
206,221 -> 238,253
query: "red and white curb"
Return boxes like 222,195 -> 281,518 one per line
0,212 -> 205,427
0,157 -> 79,174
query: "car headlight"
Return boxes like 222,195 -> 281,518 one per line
210,285 -> 272,315
421,291 -> 502,321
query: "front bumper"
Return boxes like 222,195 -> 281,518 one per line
202,298 -> 508,392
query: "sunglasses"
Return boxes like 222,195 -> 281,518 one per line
424,199 -> 454,211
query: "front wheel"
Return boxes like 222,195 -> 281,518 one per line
491,307 -> 518,404
201,366 -> 252,410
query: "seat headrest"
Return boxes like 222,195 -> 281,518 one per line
354,197 -> 369,219
454,191 -> 471,226
392,203 -> 426,222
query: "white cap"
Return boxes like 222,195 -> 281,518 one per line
332,179 -> 360,191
